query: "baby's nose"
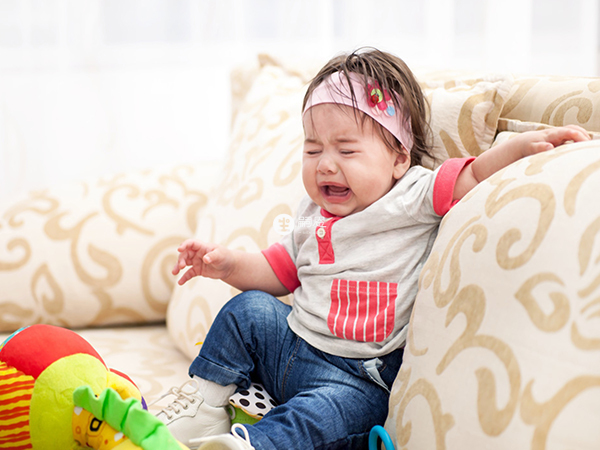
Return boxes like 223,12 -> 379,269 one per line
317,156 -> 337,173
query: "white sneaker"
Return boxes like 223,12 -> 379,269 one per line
154,379 -> 232,448
190,424 -> 255,450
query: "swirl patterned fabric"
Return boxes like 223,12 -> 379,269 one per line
502,76 -> 600,131
420,75 -> 514,167
0,163 -> 220,332
385,141 -> 600,449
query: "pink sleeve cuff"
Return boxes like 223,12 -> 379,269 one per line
433,157 -> 476,216
262,243 -> 301,293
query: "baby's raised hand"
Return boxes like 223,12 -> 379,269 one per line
518,124 -> 590,157
172,239 -> 235,285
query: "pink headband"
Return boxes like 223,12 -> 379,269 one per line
303,72 -> 413,151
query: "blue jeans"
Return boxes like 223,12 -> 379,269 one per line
189,290 -> 403,450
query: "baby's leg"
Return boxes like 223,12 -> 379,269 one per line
245,368 -> 395,449
189,289 -> 296,393
158,290 -> 295,447
244,341 -> 403,450
167,289 -> 402,449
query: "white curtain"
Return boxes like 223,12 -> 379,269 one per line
0,0 -> 598,203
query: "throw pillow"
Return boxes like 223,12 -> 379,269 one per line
419,75 -> 514,167
502,76 -> 600,132
0,162 -> 220,332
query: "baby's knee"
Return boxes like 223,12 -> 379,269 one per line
222,290 -> 287,322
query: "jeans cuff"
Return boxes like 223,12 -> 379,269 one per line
188,354 -> 251,390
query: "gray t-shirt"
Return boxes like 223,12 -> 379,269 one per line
263,160 -> 471,358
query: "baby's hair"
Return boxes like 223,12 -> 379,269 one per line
303,48 -> 434,168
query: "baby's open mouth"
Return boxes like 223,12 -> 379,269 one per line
321,184 -> 351,198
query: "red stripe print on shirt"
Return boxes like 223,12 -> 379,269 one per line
328,279 -> 397,342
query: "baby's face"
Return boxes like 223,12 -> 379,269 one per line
302,104 -> 410,217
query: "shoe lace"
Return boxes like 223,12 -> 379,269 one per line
150,379 -> 201,419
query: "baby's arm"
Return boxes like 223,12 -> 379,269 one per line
172,239 -> 290,297
453,125 -> 590,201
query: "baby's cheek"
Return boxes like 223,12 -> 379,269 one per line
301,168 -> 317,195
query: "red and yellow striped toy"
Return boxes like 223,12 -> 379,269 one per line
0,324 -> 188,450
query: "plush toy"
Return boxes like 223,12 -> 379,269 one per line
0,324 -> 189,450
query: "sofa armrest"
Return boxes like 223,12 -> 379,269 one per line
386,139 -> 600,448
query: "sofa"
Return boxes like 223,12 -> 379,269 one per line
1,53 -> 599,449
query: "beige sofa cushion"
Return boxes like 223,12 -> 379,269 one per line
0,163 -> 219,332
502,76 -> 600,131
420,75 -> 514,167
167,62 -> 307,359
385,140 -> 600,449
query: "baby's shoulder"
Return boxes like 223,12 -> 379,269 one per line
403,165 -> 435,180
393,165 -> 436,193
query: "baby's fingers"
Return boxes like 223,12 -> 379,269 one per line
177,239 -> 205,253
177,266 -> 199,285
550,125 -> 591,144
532,141 -> 554,153
172,255 -> 189,275
172,248 -> 195,275
564,124 -> 591,140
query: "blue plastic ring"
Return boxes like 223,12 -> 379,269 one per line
369,425 -> 395,450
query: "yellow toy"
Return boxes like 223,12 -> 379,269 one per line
0,324 -> 189,450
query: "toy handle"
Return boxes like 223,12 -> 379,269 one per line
73,386 -> 190,450
369,425 -> 396,450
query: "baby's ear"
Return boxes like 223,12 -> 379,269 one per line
392,147 -> 411,179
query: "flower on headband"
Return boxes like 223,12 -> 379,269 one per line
367,83 -> 396,117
